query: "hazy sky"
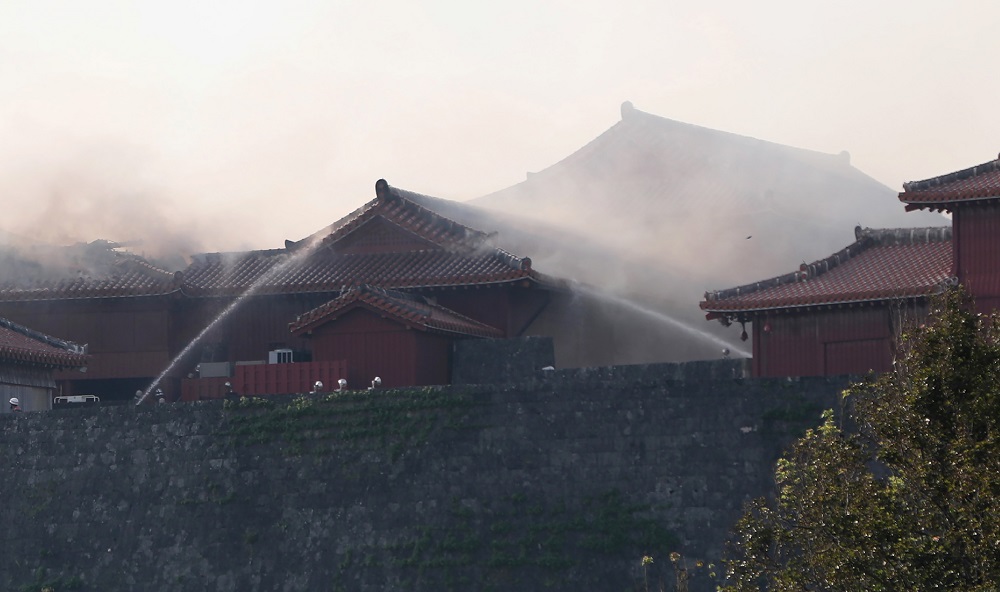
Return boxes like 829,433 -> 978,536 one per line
1,0 -> 996,255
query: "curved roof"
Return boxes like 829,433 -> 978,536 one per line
290,284 -> 504,338
0,252 -> 180,302
0,182 -> 549,302
181,180 -> 541,297
701,226 -> 953,315
475,103 -> 947,287
0,317 -> 89,368
181,248 -> 535,297
899,157 -> 1000,211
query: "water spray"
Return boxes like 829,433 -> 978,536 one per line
137,236 -> 325,405
572,283 -> 752,358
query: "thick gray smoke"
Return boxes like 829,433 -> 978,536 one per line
466,105 -> 948,363
0,144 -> 211,272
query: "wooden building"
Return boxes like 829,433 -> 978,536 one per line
0,252 -> 180,401
0,317 -> 88,412
289,284 -> 504,388
0,180 -> 562,400
702,154 -> 1000,377
898,156 -> 1000,312
701,227 -> 952,377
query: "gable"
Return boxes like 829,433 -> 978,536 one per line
312,307 -> 408,335
327,216 -> 441,255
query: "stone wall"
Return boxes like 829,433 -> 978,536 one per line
0,363 -> 849,591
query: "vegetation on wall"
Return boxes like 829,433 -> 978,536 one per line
221,386 -> 480,458
330,489 -> 677,591
222,387 -> 681,590
724,289 -> 1000,591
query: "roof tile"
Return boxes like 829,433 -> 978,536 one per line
701,227 -> 953,313
900,157 -> 1000,209
290,284 -> 504,338
0,317 -> 89,368
0,253 -> 179,302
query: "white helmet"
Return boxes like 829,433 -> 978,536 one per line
9,398 -> 19,406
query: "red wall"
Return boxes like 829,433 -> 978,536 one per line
753,305 -> 917,377
954,203 -> 1000,313
436,288 -> 511,336
309,308 -> 452,388
173,294 -> 335,365
0,298 -> 172,379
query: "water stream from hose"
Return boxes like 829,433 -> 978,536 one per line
138,239 -> 323,404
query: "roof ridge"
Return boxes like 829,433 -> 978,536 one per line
0,316 -> 87,354
289,283 -> 502,337
377,180 -> 492,247
306,180 -> 492,254
855,225 -> 952,245
903,157 -> 1000,192
620,102 -> 850,164
703,225 -> 950,303
114,255 -> 177,279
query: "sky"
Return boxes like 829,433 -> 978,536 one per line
1,0 -> 997,257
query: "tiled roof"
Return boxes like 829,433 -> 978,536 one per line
0,182 -> 544,302
319,179 -> 491,252
476,103 -> 946,279
899,157 -> 1000,211
181,180 -> 540,297
289,284 -> 504,338
181,248 -> 535,296
701,226 -> 953,315
0,244 -> 180,302
0,317 -> 89,368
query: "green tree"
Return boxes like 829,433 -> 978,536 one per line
723,288 -> 1000,591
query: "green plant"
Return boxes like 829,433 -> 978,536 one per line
725,288 -> 1000,591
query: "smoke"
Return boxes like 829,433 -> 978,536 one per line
468,109 -> 949,362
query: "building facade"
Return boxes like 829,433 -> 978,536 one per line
0,317 -> 88,411
0,180 -> 562,401
702,154 -> 1000,377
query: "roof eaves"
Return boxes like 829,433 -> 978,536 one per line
702,226 -> 950,305
702,291 -> 935,316
902,158 -> 1000,192
902,194 -> 1000,211
0,317 -> 87,355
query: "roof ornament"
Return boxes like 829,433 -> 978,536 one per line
620,101 -> 635,120
375,178 -> 393,202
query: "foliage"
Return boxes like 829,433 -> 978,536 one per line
222,386 -> 477,458
724,288 -> 1000,591
330,490 -> 677,591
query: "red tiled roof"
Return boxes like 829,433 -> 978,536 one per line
181,248 -> 534,297
181,180 -> 539,297
0,317 -> 89,368
899,157 -> 1000,211
701,227 -> 953,315
318,179 -> 491,252
289,284 -> 504,338
0,181 -> 547,302
0,253 -> 180,302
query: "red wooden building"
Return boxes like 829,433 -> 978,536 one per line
0,317 -> 88,412
898,157 -> 1000,312
289,284 -> 504,388
0,180 -> 562,401
702,154 -> 1000,377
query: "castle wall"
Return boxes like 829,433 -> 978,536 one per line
0,364 -> 847,592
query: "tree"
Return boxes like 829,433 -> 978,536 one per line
723,288 -> 1000,591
